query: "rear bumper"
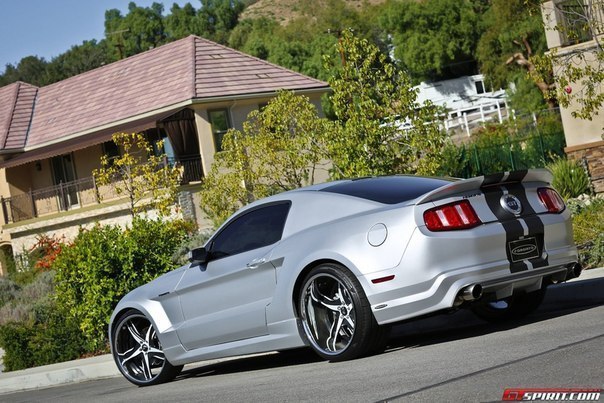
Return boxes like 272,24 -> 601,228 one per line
362,244 -> 579,325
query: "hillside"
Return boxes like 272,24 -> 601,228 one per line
241,0 -> 386,25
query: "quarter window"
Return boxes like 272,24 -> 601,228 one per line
210,202 -> 291,259
208,109 -> 231,152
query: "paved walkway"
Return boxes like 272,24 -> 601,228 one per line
0,267 -> 602,395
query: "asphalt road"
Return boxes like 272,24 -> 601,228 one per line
3,277 -> 603,403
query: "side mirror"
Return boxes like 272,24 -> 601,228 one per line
188,247 -> 209,265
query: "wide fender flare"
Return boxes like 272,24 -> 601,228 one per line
109,299 -> 173,352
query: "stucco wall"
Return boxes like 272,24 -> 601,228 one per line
5,164 -> 32,196
73,144 -> 103,180
553,43 -> 604,147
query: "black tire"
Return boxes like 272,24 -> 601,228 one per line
298,263 -> 383,361
471,288 -> 547,323
112,309 -> 183,386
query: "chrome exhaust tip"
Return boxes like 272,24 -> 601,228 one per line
566,262 -> 582,281
460,284 -> 483,301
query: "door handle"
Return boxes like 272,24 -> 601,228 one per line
246,258 -> 267,269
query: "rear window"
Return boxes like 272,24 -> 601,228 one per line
320,176 -> 452,204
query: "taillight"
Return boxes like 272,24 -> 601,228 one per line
423,200 -> 482,231
537,187 -> 565,213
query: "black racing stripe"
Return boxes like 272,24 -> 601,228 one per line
482,185 -> 528,273
509,183 -> 549,269
506,170 -> 528,183
482,172 -> 506,187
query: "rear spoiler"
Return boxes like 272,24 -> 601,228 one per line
415,169 -> 553,205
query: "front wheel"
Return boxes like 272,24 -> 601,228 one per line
471,288 -> 547,323
112,309 -> 183,386
298,263 -> 384,361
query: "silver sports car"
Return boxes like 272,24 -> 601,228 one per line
109,169 -> 580,386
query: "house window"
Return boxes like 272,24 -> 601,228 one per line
208,109 -> 231,152
51,153 -> 79,209
474,80 -> 485,95
102,141 -> 120,164
559,0 -> 593,45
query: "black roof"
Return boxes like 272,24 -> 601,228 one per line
320,176 -> 452,204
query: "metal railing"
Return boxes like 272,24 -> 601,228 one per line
1,156 -> 203,224
167,155 -> 203,184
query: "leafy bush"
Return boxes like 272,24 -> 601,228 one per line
0,271 -> 55,325
31,234 -> 65,272
548,158 -> 591,199
0,278 -> 20,309
0,302 -> 84,371
0,270 -> 84,371
570,196 -> 604,268
2,235 -> 63,287
53,218 -> 193,352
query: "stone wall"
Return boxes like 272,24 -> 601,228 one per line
566,140 -> 604,194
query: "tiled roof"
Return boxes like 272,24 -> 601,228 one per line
0,35 -> 328,152
27,37 -> 197,148
0,82 -> 37,149
193,36 -> 327,97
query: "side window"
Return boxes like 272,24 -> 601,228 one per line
210,202 -> 291,259
208,109 -> 231,152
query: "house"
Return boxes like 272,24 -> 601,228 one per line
0,35 -> 329,274
415,74 -> 508,138
541,0 -> 604,192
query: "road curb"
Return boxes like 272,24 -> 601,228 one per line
0,354 -> 118,395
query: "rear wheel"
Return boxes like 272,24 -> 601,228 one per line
298,263 -> 384,361
112,309 -> 183,386
471,288 -> 546,323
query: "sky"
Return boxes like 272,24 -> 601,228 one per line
0,0 -> 192,75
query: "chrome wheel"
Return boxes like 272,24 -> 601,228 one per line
301,272 -> 357,356
112,310 -> 182,386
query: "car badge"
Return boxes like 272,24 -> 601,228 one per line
500,194 -> 522,215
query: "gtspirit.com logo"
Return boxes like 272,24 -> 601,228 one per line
502,388 -> 602,401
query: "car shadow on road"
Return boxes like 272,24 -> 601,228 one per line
385,276 -> 604,352
175,277 -> 603,381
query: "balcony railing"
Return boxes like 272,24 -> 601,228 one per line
167,155 -> 203,184
1,156 -> 203,225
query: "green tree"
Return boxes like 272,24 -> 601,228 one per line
476,0 -> 555,108
229,17 -> 278,60
325,30 -> 447,179
197,0 -> 245,44
0,56 -> 49,87
93,132 -> 181,217
104,2 -> 168,60
200,91 -> 331,226
380,0 -> 486,82
165,3 -> 201,40
228,0 -> 385,81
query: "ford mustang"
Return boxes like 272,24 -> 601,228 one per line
109,169 -> 580,386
